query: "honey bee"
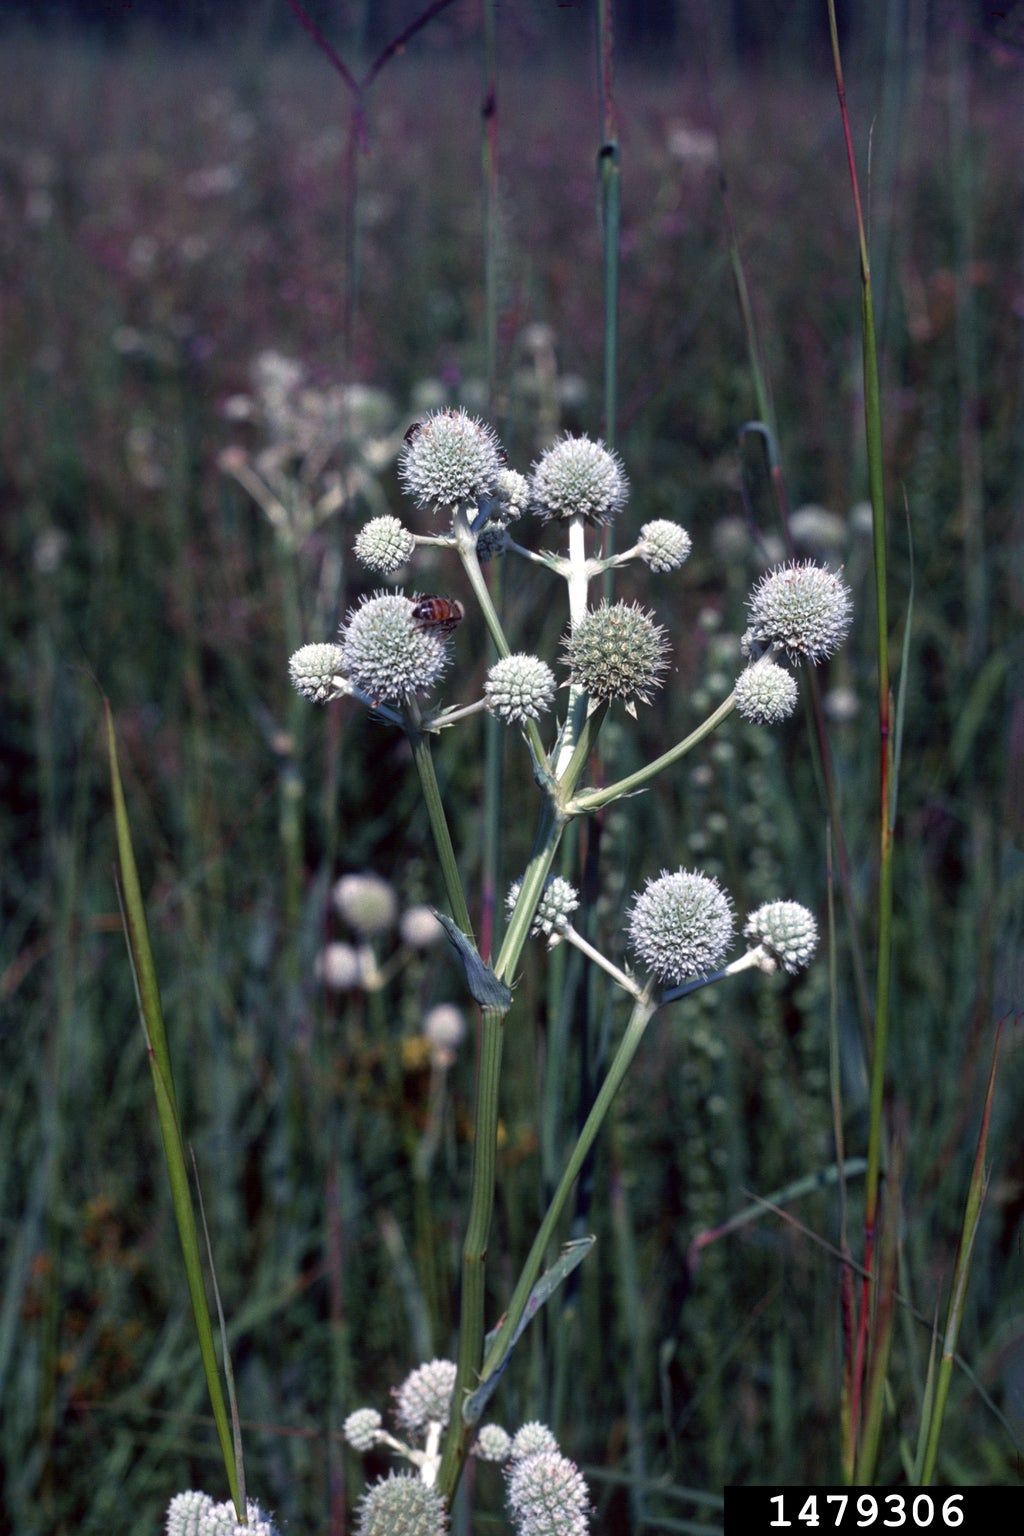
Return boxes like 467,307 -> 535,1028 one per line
411,595 -> 465,635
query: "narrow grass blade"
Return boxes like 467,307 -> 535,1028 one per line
192,1149 -> 247,1520
890,499 -> 915,826
854,1134 -> 902,1483
106,701 -> 242,1515
686,1159 -> 867,1270
912,1300 -> 943,1484
918,1022 -> 1004,1484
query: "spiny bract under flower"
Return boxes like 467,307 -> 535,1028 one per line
746,561 -> 852,664
744,901 -> 819,974
506,877 -> 579,938
289,642 -> 345,704
628,870 -> 735,984
734,658 -> 798,724
506,1450 -> 590,1536
399,408 -> 502,509
340,592 -> 449,704
355,516 -> 416,575
530,434 -> 628,525
333,872 -> 398,936
394,1358 -> 457,1435
474,1424 -> 513,1462
509,1423 -> 560,1460
344,1406 -> 383,1452
358,1474 -> 447,1536
638,519 -> 692,572
564,601 -> 670,708
485,654 -> 557,724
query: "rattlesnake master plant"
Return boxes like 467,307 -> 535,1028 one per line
285,413 -> 851,1516
165,1492 -> 279,1536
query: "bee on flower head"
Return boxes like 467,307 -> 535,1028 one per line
410,595 -> 465,636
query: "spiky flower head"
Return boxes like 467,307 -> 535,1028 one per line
399,408 -> 502,510
627,870 -> 735,984
734,659 -> 798,725
509,1423 -> 560,1460
167,1492 -> 213,1536
358,1474 -> 447,1536
193,1498 -> 277,1536
506,1450 -> 590,1536
494,467 -> 530,521
485,654 -> 557,724
506,877 -> 579,939
744,901 -> 818,974
638,520 -> 692,572
340,592 -> 449,704
344,1407 -> 383,1453
355,516 -> 416,576
423,1004 -> 466,1065
289,642 -> 345,704
474,1424 -> 513,1463
531,434 -> 628,525
746,561 -> 852,664
564,601 -> 670,709
316,942 -> 364,991
333,872 -> 398,936
400,905 -> 444,949
394,1358 -> 457,1435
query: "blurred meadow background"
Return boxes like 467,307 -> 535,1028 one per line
2,0 -> 1023,1531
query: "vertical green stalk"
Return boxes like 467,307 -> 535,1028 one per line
596,0 -> 620,596
825,0 -> 894,1459
406,706 -> 475,942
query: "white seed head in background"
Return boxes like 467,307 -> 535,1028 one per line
744,901 -> 819,974
638,519 -> 692,572
530,433 -> 628,525
399,408 -> 503,510
485,654 -> 557,724
789,504 -> 847,553
506,1450 -> 591,1536
627,869 -> 735,984
734,659 -> 798,725
288,642 -> 345,704
333,872 -> 398,936
400,905 -> 445,949
473,1424 -> 513,1463
340,592 -> 449,704
343,1407 -> 383,1453
564,601 -> 670,710
509,1422 -> 560,1460
355,516 -> 416,576
746,561 -> 852,665
423,1004 -> 466,1066
316,942 -> 365,992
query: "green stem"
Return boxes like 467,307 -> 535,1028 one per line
571,693 -> 735,813
596,0 -> 620,598
480,991 -> 656,1384
406,706 -> 474,942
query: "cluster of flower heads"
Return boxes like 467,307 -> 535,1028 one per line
289,407 -> 851,731
165,1492 -> 278,1536
344,1360 -> 590,1536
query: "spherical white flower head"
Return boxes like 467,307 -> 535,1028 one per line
506,1450 -> 590,1536
423,1004 -> 466,1060
638,520 -> 692,572
355,516 -> 416,576
564,601 -> 670,708
344,1406 -> 383,1452
202,1498 -> 277,1536
340,592 -> 450,705
627,870 -> 735,984
476,523 -> 510,562
530,434 -> 628,525
744,901 -> 818,974
289,643 -> 345,704
394,1358 -> 457,1435
509,1422 -> 560,1460
358,1474 -> 447,1536
333,872 -> 398,936
734,659 -> 798,725
400,905 -> 444,949
495,467 -> 530,521
399,408 -> 502,510
167,1491 -> 214,1536
474,1424 -> 513,1463
506,877 -> 579,938
746,561 -> 852,664
485,655 -> 557,724
316,942 -> 364,991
